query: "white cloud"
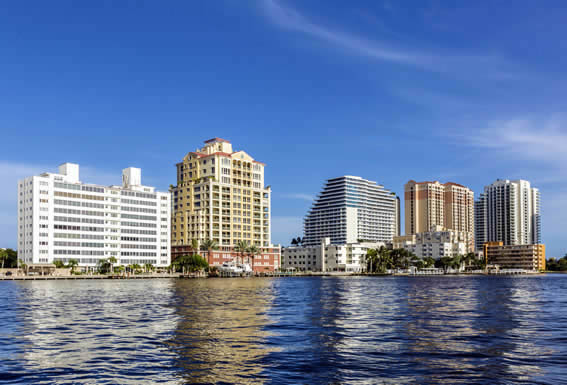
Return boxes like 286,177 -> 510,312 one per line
281,193 -> 314,202
261,0 -> 510,77
462,117 -> 567,172
271,216 -> 303,246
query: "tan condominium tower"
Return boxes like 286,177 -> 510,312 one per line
404,180 -> 474,251
171,138 -> 280,271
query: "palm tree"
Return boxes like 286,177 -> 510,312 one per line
451,254 -> 463,271
409,253 -> 421,268
366,248 -> 378,273
108,256 -> 117,274
437,256 -> 453,273
377,246 -> 392,272
191,239 -> 199,254
423,257 -> 436,268
96,258 -> 107,274
132,263 -> 142,273
247,245 -> 260,272
144,263 -> 153,273
234,240 -> 249,264
53,260 -> 65,269
463,252 -> 476,268
67,259 -> 78,273
0,249 -> 7,269
200,239 -> 219,264
291,238 -> 298,246
19,260 -> 28,275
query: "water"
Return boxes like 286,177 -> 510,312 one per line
1,276 -> 566,384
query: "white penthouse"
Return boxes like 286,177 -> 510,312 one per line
474,179 -> 541,251
18,163 -> 171,269
303,176 -> 398,246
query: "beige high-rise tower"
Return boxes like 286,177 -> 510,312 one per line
404,180 -> 474,251
171,138 -> 280,271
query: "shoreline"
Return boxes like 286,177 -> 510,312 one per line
0,271 -> 554,281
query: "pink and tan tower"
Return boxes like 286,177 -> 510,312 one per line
404,180 -> 475,252
171,138 -> 280,271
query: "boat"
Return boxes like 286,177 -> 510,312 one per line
219,261 -> 243,274
238,263 -> 253,273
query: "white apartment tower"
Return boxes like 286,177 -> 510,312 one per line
474,179 -> 541,250
303,176 -> 398,246
18,163 -> 171,269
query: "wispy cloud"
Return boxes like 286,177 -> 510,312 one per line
261,0 -> 511,77
462,117 -> 567,172
281,193 -> 314,202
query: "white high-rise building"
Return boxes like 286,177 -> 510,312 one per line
303,176 -> 398,246
474,179 -> 541,250
17,163 -> 171,269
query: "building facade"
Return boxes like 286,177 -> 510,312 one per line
484,242 -> 545,271
282,238 -> 384,272
171,138 -> 280,271
404,180 -> 474,251
303,176 -> 398,246
393,225 -> 468,259
18,163 -> 171,269
474,179 -> 541,251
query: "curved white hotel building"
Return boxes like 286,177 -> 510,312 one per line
303,176 -> 399,246
18,163 -> 171,269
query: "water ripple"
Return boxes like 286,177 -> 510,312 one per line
0,275 -> 566,384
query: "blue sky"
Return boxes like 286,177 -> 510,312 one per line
1,0 -> 566,257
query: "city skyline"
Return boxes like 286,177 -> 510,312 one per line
1,1 -> 566,256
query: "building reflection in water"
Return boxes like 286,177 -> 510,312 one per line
403,276 -> 551,383
167,278 -> 277,384
11,279 -> 181,385
2,276 -> 562,384
258,276 -> 417,384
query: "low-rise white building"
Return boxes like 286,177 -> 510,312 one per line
282,238 -> 384,272
393,225 -> 468,259
18,163 -> 171,270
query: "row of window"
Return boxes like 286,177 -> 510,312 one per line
54,199 -> 105,209
54,241 -> 104,248
54,216 -> 105,224
55,191 -> 105,201
121,206 -> 157,214
121,191 -> 157,200
54,250 -> 105,256
122,244 -> 157,250
54,233 -> 105,240
121,213 -> 157,221
55,208 -> 104,217
121,236 -> 156,242
54,225 -> 104,232
121,198 -> 157,207
121,221 -> 157,228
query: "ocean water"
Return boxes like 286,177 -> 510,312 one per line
0,275 -> 566,384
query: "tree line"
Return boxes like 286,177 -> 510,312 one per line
365,247 -> 485,273
170,238 -> 262,273
546,255 -> 567,271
